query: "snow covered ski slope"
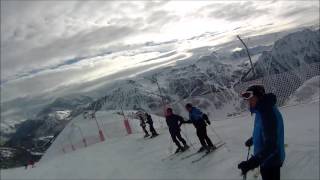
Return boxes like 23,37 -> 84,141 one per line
1,101 -> 319,180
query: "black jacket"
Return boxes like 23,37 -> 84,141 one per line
145,113 -> 153,124
166,114 -> 184,134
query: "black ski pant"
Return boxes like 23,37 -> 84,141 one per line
141,123 -> 149,135
196,125 -> 213,148
260,166 -> 280,180
147,122 -> 158,135
170,131 -> 186,148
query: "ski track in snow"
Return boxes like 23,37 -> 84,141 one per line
1,101 -> 319,180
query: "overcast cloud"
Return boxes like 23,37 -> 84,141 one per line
1,0 -> 319,103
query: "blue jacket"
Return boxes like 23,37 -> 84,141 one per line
189,107 -> 203,121
251,93 -> 285,168
186,107 -> 207,128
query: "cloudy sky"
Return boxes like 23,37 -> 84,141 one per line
1,0 -> 319,103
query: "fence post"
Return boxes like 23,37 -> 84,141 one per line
99,130 -> 105,142
92,113 -> 105,142
124,118 -> 132,135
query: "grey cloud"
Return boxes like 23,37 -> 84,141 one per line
1,62 -> 98,102
1,1 -> 173,83
143,1 -> 170,11
2,25 -> 139,81
201,2 -> 270,21
142,10 -> 180,32
147,10 -> 180,25
147,10 -> 169,23
280,5 -> 317,18
1,1 -> 79,41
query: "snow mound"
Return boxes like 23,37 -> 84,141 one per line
287,76 -> 320,105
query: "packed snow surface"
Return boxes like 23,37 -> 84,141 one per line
1,101 -> 318,180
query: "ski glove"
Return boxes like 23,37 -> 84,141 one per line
202,114 -> 211,125
238,156 -> 260,175
245,137 -> 253,147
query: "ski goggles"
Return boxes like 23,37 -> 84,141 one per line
241,91 -> 254,100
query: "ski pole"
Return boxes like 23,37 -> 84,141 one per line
209,125 -> 231,152
209,125 -> 223,142
181,125 -> 195,150
243,146 -> 251,180
168,133 -> 173,154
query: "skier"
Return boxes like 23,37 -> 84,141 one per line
136,111 -> 150,138
28,159 -> 35,168
165,108 -> 189,153
237,85 -> 285,180
145,112 -> 159,138
183,103 -> 215,152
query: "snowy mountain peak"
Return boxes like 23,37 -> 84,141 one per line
243,29 -> 320,81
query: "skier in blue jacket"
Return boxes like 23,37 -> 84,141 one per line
238,85 -> 285,180
184,103 -> 215,152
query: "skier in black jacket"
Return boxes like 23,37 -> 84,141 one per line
166,108 -> 189,153
145,112 -> 159,138
136,111 -> 150,138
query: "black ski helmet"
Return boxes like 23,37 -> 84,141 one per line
185,103 -> 193,109
246,85 -> 265,98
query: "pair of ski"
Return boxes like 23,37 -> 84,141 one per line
161,151 -> 181,161
189,142 -> 226,163
162,141 -> 225,163
161,144 -> 193,161
180,141 -> 224,160
143,133 -> 160,139
168,146 -> 192,160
